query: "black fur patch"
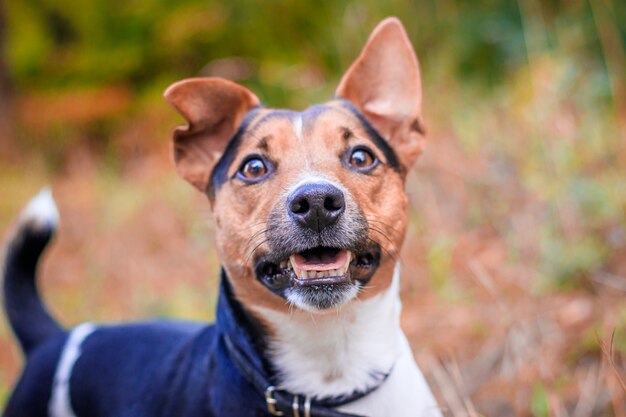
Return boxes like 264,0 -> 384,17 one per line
207,107 -> 263,199
336,100 -> 402,172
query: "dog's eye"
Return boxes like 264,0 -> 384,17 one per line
239,158 -> 268,179
347,148 -> 377,171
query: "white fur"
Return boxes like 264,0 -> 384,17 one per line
285,284 -> 360,313
291,114 -> 312,169
287,173 -> 345,195
338,333 -> 442,416
292,114 -> 304,141
254,265 -> 441,416
49,323 -> 97,417
20,187 -> 59,231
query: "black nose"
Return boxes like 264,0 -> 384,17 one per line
287,183 -> 345,232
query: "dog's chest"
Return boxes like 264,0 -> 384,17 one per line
254,267 -> 442,416
337,333 -> 442,417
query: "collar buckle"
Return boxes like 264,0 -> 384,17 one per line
265,386 -> 285,416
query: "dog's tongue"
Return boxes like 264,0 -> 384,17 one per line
290,249 -> 349,271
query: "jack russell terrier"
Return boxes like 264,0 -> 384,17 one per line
3,17 -> 442,417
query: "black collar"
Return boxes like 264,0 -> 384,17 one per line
216,271 -> 388,417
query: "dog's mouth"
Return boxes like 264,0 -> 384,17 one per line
255,245 -> 380,291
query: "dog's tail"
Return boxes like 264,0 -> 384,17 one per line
3,188 -> 64,355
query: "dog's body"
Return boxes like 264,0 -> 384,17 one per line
3,18 -> 442,417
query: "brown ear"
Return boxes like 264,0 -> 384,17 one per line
336,17 -> 425,170
164,78 -> 260,191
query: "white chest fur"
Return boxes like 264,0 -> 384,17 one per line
254,265 -> 442,417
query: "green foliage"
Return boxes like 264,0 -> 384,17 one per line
531,383 -> 550,417
8,1 -> 621,99
426,235 -> 464,301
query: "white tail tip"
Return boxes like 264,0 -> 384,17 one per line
20,187 -> 59,231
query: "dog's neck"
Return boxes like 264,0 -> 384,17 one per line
250,265 -> 403,399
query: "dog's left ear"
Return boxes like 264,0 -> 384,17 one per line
336,17 -> 425,170
164,78 -> 260,192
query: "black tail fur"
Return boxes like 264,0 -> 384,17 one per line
2,190 -> 64,355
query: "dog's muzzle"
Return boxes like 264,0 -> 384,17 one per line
253,181 -> 380,310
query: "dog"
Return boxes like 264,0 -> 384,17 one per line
2,17 -> 442,417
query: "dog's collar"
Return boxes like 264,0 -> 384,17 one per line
216,271 -> 388,417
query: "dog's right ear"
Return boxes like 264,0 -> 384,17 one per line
164,78 -> 260,192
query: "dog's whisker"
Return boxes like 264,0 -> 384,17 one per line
244,238 -> 270,265
367,230 -> 397,255
243,243 -> 265,263
366,236 -> 399,262
368,218 -> 405,238
243,228 -> 268,252
244,233 -> 270,261
368,225 -> 396,249
243,226 -> 270,249
359,284 -> 377,290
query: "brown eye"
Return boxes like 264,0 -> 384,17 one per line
348,148 -> 376,169
240,158 -> 267,179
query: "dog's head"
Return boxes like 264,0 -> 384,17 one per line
165,18 -> 425,314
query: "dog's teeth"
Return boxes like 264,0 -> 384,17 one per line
343,252 -> 352,274
283,265 -> 352,279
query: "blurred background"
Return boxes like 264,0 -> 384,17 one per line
1,0 -> 625,415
